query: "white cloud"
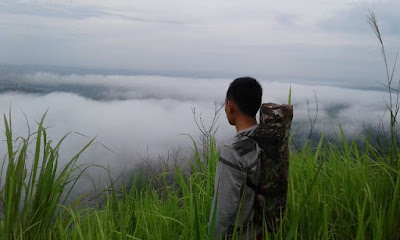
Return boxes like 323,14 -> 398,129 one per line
2,72 -> 391,144
0,72 -> 392,196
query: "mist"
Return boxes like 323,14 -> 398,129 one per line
0,72 -> 392,196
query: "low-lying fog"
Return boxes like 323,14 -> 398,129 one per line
0,71 -> 391,197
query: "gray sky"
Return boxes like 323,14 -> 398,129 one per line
1,0 -> 400,87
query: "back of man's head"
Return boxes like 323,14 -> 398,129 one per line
226,77 -> 263,118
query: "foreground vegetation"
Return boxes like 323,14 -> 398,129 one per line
0,111 -> 399,239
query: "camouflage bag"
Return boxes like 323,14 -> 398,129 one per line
246,103 -> 293,232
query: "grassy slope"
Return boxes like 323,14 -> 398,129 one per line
0,117 -> 399,239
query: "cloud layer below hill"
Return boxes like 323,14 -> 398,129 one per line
0,72 -> 391,193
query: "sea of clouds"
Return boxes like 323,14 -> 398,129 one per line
0,72 -> 392,195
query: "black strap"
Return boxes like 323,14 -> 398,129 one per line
218,156 -> 244,172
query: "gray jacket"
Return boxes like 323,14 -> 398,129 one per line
208,124 -> 262,239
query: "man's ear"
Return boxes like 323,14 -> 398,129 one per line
226,99 -> 236,114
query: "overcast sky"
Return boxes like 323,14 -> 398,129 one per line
1,0 -> 400,87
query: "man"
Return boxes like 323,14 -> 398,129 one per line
208,77 -> 263,239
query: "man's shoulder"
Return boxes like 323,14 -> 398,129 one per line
232,125 -> 260,156
231,135 -> 258,158
219,143 -> 244,170
220,128 -> 260,171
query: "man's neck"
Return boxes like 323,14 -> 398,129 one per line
235,117 -> 258,132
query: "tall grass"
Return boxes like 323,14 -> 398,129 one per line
1,113 -> 399,239
368,11 -> 400,165
0,112 -> 93,239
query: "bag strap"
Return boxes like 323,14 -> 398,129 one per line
241,135 -> 264,195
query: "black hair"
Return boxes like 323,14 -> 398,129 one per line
226,77 -> 262,118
